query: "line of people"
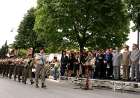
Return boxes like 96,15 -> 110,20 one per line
0,48 -> 48,88
60,44 -> 140,82
0,44 -> 140,90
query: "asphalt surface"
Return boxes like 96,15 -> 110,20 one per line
0,77 -> 140,98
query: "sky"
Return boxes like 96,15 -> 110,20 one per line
0,0 -> 137,49
0,0 -> 37,47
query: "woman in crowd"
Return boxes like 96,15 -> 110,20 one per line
73,52 -> 80,78
68,52 -> 75,77
94,50 -> 105,79
84,51 -> 95,78
52,56 -> 60,80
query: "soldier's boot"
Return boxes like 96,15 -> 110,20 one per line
22,76 -> 26,84
9,76 -> 12,79
2,74 -> 4,77
41,83 -> 46,88
9,73 -> 12,79
5,73 -> 8,77
2,72 -> 5,77
24,81 -> 26,84
18,76 -> 21,82
30,80 -> 34,85
14,75 -> 17,81
36,84 -> 39,88
22,79 -> 26,84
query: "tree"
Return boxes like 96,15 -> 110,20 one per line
14,7 -> 63,53
14,8 -> 42,56
0,41 -> 8,58
34,0 -> 129,52
126,0 -> 140,47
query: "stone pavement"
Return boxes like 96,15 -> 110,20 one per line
0,77 -> 140,98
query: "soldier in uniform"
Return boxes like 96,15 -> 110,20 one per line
8,52 -> 16,79
6,58 -> 11,77
0,59 -> 4,76
34,48 -> 47,88
22,48 -> 34,84
2,59 -> 7,77
0,59 -> 3,75
13,58 -> 18,81
14,58 -> 24,82
9,58 -> 16,79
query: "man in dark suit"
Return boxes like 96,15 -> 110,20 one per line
60,51 -> 69,77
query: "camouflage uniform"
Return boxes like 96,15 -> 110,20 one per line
35,53 -> 47,88
22,58 -> 34,84
9,59 -> 16,79
2,59 -> 8,77
14,59 -> 24,82
0,60 -> 3,74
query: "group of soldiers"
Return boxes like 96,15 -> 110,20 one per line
0,57 -> 34,84
0,48 -> 48,88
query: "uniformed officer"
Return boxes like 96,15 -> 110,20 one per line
34,48 -> 47,88
9,58 -> 16,79
2,59 -> 8,77
22,48 -> 34,84
14,58 -> 24,82
8,54 -> 16,79
0,59 -> 3,74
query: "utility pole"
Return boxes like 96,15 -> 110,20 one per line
137,30 -> 139,49
137,12 -> 140,49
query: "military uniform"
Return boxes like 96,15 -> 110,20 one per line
22,58 -> 34,84
14,59 -> 24,82
2,59 -> 8,77
35,53 -> 46,88
9,59 -> 16,79
0,60 -> 3,74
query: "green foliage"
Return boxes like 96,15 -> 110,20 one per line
0,41 -> 9,58
34,0 -> 129,51
14,8 -> 38,49
126,0 -> 140,31
17,49 -> 27,58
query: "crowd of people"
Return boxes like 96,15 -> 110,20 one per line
0,43 -> 140,89
60,44 -> 140,82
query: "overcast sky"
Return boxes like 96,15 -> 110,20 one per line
0,0 -> 37,47
0,0 -> 137,49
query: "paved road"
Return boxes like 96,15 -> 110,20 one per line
0,77 -> 140,98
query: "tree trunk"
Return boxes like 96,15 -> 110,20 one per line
32,47 -> 35,58
79,43 -> 84,63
